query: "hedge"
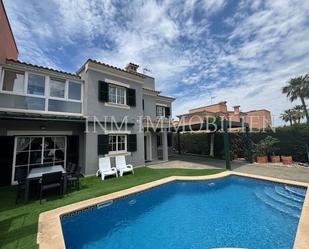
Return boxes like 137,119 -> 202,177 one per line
173,124 -> 309,163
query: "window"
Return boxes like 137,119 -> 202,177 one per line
68,81 -> 81,100
13,136 -> 66,181
27,73 -> 45,96
108,85 -> 126,105
50,78 -> 65,98
156,106 -> 165,117
108,135 -> 126,152
2,69 -> 25,94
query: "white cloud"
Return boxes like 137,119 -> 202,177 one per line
3,0 -> 309,126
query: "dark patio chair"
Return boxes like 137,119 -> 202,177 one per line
40,171 -> 63,204
15,168 -> 28,204
67,166 -> 81,190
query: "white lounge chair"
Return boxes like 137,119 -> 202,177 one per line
115,155 -> 134,176
96,157 -> 118,180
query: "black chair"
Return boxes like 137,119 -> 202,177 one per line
67,166 -> 81,190
15,168 -> 28,204
40,172 -> 63,204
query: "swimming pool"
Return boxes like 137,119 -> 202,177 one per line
61,176 -> 307,249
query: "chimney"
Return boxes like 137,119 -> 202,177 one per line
125,63 -> 139,73
233,105 -> 240,114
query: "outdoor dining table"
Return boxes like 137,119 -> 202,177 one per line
25,165 -> 67,202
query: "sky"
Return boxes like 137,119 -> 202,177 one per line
4,0 -> 309,125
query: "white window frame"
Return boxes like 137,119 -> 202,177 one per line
108,84 -> 127,105
68,81 -> 83,101
11,136 -> 67,184
108,134 -> 127,155
156,105 -> 165,117
0,67 -> 84,115
26,72 -> 47,98
48,77 -> 67,100
0,68 -> 26,95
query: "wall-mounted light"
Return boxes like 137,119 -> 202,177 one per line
40,125 -> 47,130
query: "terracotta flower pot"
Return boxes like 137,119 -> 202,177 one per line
281,156 -> 293,165
256,156 -> 268,164
270,155 -> 281,163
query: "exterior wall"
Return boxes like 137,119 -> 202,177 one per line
0,1 -> 18,64
143,76 -> 155,90
143,94 -> 157,118
143,94 -> 173,119
245,110 -> 272,129
80,69 -> 145,175
83,69 -> 143,119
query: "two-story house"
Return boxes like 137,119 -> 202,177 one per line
77,59 -> 174,176
0,58 -> 175,186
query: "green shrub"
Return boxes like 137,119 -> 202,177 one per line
174,124 -> 309,163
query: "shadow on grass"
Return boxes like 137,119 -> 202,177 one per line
0,213 -> 37,248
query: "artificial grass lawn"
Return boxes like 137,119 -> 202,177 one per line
0,167 -> 224,249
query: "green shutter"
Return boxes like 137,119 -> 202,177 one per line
127,88 -> 136,106
97,135 -> 109,155
165,107 -> 171,118
127,134 -> 137,152
98,81 -> 109,102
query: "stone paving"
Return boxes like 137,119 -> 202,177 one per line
148,154 -> 309,183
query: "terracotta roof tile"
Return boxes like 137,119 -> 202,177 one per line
77,59 -> 147,78
6,59 -> 80,79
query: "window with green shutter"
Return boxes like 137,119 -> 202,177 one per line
127,134 -> 137,152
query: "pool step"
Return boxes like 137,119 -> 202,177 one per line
285,185 -> 306,198
274,186 -> 304,203
264,187 -> 302,210
254,191 -> 300,218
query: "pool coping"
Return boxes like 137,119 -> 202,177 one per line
37,171 -> 309,249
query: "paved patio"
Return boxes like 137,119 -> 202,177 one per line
148,154 -> 309,183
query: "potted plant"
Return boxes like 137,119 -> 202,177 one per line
255,136 -> 280,164
255,141 -> 268,164
281,155 -> 293,165
264,136 -> 280,163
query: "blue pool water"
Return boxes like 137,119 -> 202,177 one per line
61,176 -> 306,249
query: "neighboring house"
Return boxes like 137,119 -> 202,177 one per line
0,0 -> 18,64
177,101 -> 272,130
0,2 -> 175,186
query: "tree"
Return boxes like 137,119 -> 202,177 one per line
280,109 -> 294,126
282,74 -> 309,124
292,105 -> 305,124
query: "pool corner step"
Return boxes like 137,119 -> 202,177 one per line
284,185 -> 306,198
254,191 -> 300,219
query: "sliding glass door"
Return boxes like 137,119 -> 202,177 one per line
13,136 -> 66,183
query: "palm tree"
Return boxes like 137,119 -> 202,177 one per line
282,74 -> 309,124
280,109 -> 294,126
292,105 -> 305,124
